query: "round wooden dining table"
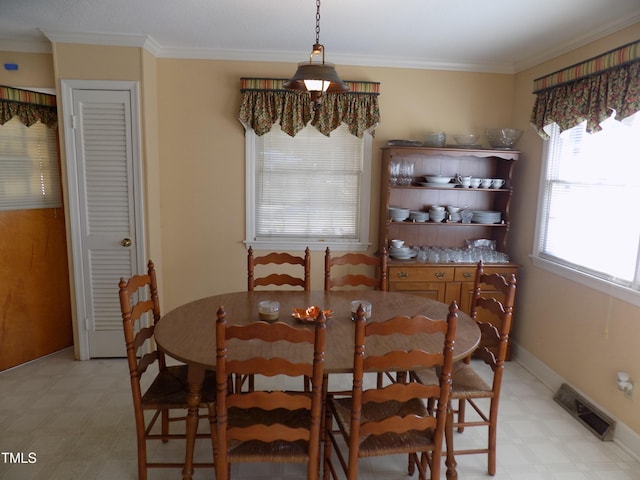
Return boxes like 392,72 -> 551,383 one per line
155,290 -> 481,480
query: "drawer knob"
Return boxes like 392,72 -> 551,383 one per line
463,272 -> 473,279
435,272 -> 445,279
397,271 -> 409,279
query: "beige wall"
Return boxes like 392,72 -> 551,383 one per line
0,51 -> 54,88
511,24 -> 640,432
156,59 -> 514,305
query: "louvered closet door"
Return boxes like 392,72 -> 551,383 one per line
72,89 -> 140,357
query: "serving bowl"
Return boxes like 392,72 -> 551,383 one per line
486,128 -> 523,149
424,132 -> 446,147
424,175 -> 453,184
453,134 -> 480,145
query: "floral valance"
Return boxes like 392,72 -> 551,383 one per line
238,78 -> 380,138
530,40 -> 640,138
0,85 -> 57,128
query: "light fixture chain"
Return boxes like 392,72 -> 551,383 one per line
315,0 -> 321,44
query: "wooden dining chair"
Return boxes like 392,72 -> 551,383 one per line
323,301 -> 458,480
120,260 -> 216,480
412,261 -> 517,476
323,247 -> 388,291
214,307 -> 327,480
247,246 -> 311,291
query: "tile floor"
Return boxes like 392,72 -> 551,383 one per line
1,348 -> 639,480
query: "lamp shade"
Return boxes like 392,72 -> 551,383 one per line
283,62 -> 349,94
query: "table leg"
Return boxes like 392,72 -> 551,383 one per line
182,365 -> 204,480
445,402 -> 458,480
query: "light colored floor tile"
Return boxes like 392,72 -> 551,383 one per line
1,348 -> 638,480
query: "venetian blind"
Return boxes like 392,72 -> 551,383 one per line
537,112 -> 640,286
254,124 -> 362,241
0,117 -> 62,210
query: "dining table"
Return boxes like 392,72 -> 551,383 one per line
155,290 -> 481,480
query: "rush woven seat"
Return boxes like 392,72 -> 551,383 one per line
120,260 -> 216,480
323,302 -> 458,480
215,307 -> 327,480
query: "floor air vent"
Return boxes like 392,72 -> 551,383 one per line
554,383 -> 615,441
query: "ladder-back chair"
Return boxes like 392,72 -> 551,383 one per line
120,260 -> 216,480
323,302 -> 458,480
215,307 -> 327,480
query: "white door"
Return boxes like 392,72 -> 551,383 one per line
61,81 -> 145,359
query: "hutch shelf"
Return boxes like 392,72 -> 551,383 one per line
379,145 -> 519,357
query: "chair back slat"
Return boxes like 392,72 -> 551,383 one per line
247,246 -> 311,291
324,247 -> 388,291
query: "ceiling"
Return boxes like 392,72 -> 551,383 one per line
1,0 -> 639,74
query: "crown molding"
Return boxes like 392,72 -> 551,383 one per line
40,30 -> 162,56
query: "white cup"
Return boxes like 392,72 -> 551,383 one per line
480,178 -> 493,188
390,239 -> 404,248
469,178 -> 481,188
491,179 -> 505,188
430,205 -> 445,211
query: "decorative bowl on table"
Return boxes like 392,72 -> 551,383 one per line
486,128 -> 523,149
292,306 -> 333,323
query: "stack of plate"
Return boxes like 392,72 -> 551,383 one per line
389,246 -> 417,260
409,210 -> 429,222
389,207 -> 410,222
472,210 -> 502,224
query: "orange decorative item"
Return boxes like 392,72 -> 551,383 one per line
292,306 -> 333,322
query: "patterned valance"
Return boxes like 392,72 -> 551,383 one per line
239,78 -> 380,138
0,85 -> 57,128
531,40 -> 640,138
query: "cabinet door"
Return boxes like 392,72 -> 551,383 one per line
388,281 -> 446,302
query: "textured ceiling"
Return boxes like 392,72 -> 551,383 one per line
1,0 -> 639,73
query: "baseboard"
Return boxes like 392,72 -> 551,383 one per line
511,342 -> 640,463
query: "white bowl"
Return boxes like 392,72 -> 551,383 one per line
424,175 -> 453,184
390,239 -> 404,248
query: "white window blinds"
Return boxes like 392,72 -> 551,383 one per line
0,117 -> 62,211
537,112 -> 640,287
249,123 -> 370,248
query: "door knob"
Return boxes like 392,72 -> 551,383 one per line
121,238 -> 132,247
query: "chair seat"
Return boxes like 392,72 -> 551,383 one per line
450,362 -> 493,399
331,397 -> 436,457
142,365 -> 216,408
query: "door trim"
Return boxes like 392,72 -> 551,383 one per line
60,79 -> 146,360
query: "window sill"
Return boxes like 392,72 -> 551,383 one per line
530,255 -> 640,308
245,240 -> 371,252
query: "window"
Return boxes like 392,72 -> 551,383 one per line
0,117 -> 62,210
533,111 -> 640,303
246,123 -> 372,250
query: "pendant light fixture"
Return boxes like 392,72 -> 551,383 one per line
284,0 -> 349,110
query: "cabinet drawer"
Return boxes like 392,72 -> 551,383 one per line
453,265 -> 518,282
388,266 -> 455,283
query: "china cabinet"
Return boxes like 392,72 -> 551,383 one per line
379,145 -> 519,357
